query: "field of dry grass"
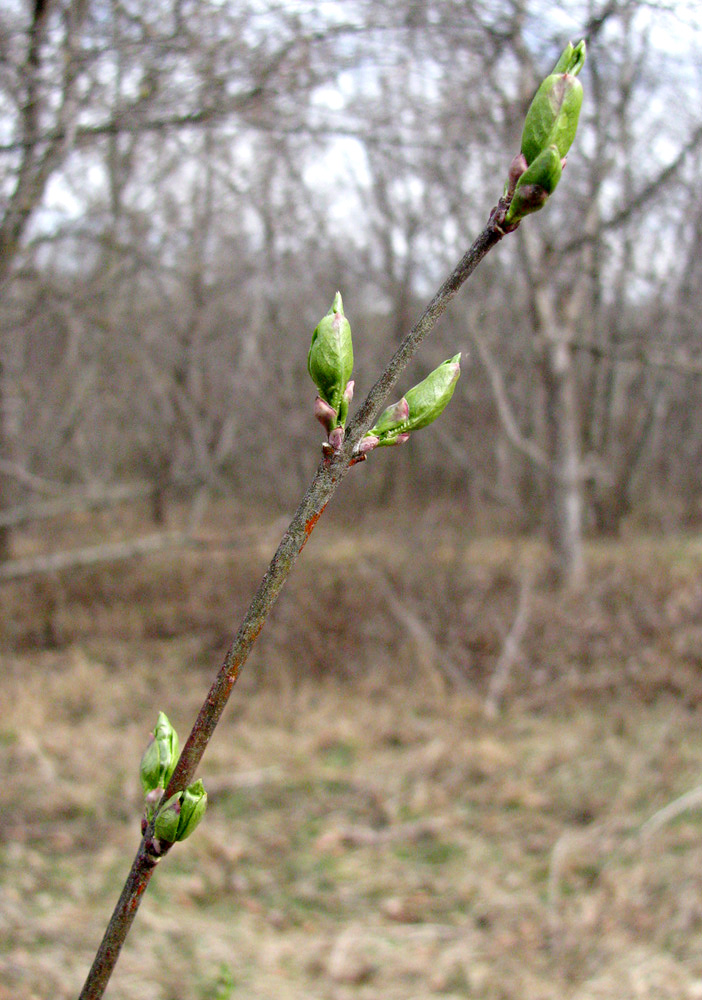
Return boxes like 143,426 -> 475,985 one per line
2,501 -> 702,999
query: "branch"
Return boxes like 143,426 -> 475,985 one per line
571,337 -> 702,377
317,817 -> 448,851
357,557 -> 465,691
0,481 -> 160,530
0,458 -> 65,497
77,210 -> 508,1000
640,784 -> 702,839
0,530 -> 188,582
0,0 -> 90,286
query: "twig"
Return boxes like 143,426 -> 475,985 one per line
558,122 -> 702,256
467,320 -> 555,475
571,338 -> 702,377
0,486 -> 206,582
77,211 -> 508,1000
317,817 -> 448,850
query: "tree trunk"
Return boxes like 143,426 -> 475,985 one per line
540,333 -> 584,585
519,222 -> 587,588
0,359 -> 11,562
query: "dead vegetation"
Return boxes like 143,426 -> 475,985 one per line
1,504 -> 702,999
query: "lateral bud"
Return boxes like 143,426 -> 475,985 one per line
505,152 -> 528,198
359,354 -> 461,451
153,779 -> 208,844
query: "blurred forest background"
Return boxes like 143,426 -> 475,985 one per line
3,1 -> 702,999
1,0 -> 701,579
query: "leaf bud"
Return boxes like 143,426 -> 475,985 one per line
505,146 -> 562,224
404,353 -> 462,431
153,779 -> 208,844
362,354 -> 461,448
308,292 -> 354,434
140,711 -> 179,796
520,40 -> 585,166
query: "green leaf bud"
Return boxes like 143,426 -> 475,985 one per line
153,779 -> 208,844
140,711 -> 179,796
520,40 -> 585,166
505,145 -> 562,224
363,354 -> 461,449
404,353 -> 462,431
308,292 -> 354,433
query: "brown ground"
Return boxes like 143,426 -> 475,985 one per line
2,502 -> 702,1000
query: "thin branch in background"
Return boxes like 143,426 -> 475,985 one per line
545,781 -> 702,952
0,481 -> 158,530
484,567 -> 533,718
317,816 -> 448,852
0,482 -> 208,582
558,122 -> 702,256
0,458 -> 65,497
547,827 -> 592,945
0,530 -> 189,582
466,315 -> 555,476
357,557 -> 465,692
639,785 -> 702,839
571,338 -> 702,377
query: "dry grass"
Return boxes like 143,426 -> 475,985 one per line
2,504 -> 702,999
